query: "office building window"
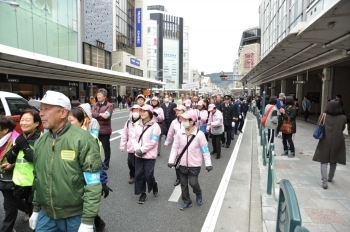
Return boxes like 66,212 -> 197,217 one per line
116,0 -> 135,55
126,65 -> 143,77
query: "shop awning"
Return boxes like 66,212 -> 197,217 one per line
0,44 -> 164,88
242,0 -> 350,86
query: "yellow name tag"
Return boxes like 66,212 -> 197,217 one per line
61,150 -> 76,160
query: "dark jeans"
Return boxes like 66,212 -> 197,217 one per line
134,157 -> 156,195
304,109 -> 309,121
164,119 -> 172,136
99,134 -> 111,166
128,153 -> 135,178
221,125 -> 232,146
276,115 -> 282,135
282,133 -> 295,152
179,170 -> 201,204
211,134 -> 222,157
1,190 -> 20,232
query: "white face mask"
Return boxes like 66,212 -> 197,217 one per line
164,98 -> 169,103
132,112 -> 140,119
182,121 -> 190,128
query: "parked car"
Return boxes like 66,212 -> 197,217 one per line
0,91 -> 39,133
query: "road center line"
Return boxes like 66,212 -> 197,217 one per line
201,118 -> 247,232
168,185 -> 182,202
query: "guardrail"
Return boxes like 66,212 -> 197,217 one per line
252,91 -> 309,232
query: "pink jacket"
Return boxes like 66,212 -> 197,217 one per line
169,128 -> 212,167
119,118 -> 139,153
207,110 -> 224,133
131,119 -> 161,159
164,119 -> 182,146
194,109 -> 208,127
153,107 -> 164,123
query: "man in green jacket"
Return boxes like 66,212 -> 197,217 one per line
29,91 -> 102,232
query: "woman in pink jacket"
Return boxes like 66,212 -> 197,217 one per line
164,104 -> 186,186
207,104 -> 224,159
195,101 -> 208,132
120,105 -> 141,184
151,96 -> 164,156
168,111 -> 213,210
131,105 -> 161,204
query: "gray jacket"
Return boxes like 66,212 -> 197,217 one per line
264,104 -> 278,130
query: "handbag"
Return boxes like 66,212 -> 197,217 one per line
199,124 -> 207,134
0,171 -> 14,191
175,130 -> 199,169
313,113 -> 326,139
280,118 -> 292,134
211,125 -> 223,135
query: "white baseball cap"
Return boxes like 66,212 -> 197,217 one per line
41,90 -> 71,111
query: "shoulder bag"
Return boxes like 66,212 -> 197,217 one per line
175,130 -> 199,169
313,113 -> 326,139
280,117 -> 292,134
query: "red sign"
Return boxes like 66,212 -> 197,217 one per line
244,53 -> 254,68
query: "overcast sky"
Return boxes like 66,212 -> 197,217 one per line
147,0 -> 260,74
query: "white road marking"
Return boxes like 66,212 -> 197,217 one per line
112,129 -> 124,134
110,135 -> 121,141
201,118 -> 247,232
168,185 -> 182,202
111,116 -> 129,120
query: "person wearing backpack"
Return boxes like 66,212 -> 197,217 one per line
263,96 -> 278,157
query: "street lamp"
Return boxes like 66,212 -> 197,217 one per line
110,54 -> 131,71
0,0 -> 20,7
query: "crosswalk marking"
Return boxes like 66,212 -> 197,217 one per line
168,185 -> 182,202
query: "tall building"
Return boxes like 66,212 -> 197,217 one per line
0,0 -> 162,101
183,26 -> 190,84
243,0 -> 350,118
147,5 -> 184,92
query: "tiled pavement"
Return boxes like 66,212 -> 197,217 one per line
254,114 -> 350,232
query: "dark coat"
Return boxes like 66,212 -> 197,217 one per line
220,102 -> 234,126
281,105 -> 297,134
233,101 -> 242,118
161,102 -> 176,121
313,114 -> 347,165
92,101 -> 113,135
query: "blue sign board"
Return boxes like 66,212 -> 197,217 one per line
135,8 -> 142,47
130,58 -> 140,66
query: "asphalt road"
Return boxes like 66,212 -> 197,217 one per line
0,109 -> 239,232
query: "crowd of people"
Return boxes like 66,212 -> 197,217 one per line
0,88 -> 346,231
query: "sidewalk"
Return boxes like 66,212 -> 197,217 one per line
257,116 -> 350,232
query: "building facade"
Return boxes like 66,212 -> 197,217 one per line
243,0 -> 350,120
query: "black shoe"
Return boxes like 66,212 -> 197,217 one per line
153,182 -> 159,197
238,130 -> 243,133
138,193 -> 147,204
231,137 -> 234,140
174,179 -> 180,186
157,153 -> 160,156
216,155 -> 220,159
210,151 -> 217,155
221,144 -> 225,147
235,133 -> 239,135
103,165 -> 109,170
225,145 -> 230,148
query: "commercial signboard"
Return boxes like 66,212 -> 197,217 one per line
135,8 -> 142,47
130,58 -> 140,66
244,53 -> 254,68
163,39 -> 179,89
182,82 -> 199,90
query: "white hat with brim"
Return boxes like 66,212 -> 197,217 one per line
40,90 -> 71,111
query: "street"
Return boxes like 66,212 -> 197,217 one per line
0,110 -> 238,232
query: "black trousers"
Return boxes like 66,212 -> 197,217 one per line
276,115 -> 282,135
211,134 -> 222,157
304,109 -> 309,121
164,119 -> 172,136
134,157 -> 156,195
99,134 -> 111,166
267,129 -> 274,156
221,125 -> 232,146
179,170 -> 201,204
128,153 -> 135,178
282,133 -> 295,152
238,118 -> 244,131
1,190 -> 25,232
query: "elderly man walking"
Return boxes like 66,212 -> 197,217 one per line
29,90 -> 102,232
92,88 -> 114,170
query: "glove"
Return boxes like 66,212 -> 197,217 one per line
15,135 -> 30,150
239,115 -> 242,119
102,184 -> 113,198
206,166 -> 213,172
29,212 -> 39,230
153,111 -> 158,117
78,223 -> 94,232
135,149 -> 144,157
168,163 -> 175,168
198,117 -> 201,120
10,144 -> 21,156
